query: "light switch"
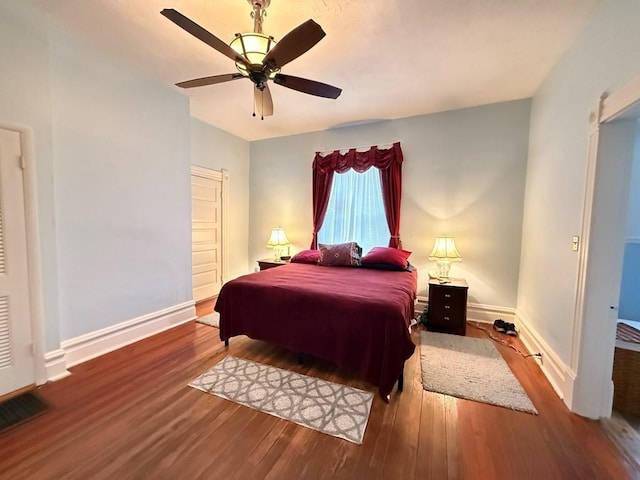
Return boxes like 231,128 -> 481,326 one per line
572,236 -> 580,252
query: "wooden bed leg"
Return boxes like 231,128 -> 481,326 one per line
224,339 -> 229,347
397,367 -> 404,392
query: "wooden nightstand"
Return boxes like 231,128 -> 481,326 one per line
257,258 -> 290,271
427,278 -> 469,335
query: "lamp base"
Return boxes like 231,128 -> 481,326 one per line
436,260 -> 451,283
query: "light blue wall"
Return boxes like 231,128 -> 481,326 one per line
624,124 -> 640,239
518,0 -> 640,416
0,1 -> 61,351
49,24 -> 193,340
249,100 -> 531,307
519,0 -> 640,358
190,118 -> 251,279
1,2 -> 196,345
0,1 -> 252,351
619,243 -> 640,321
619,125 -> 640,321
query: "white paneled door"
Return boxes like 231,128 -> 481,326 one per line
191,167 -> 223,303
0,128 -> 34,397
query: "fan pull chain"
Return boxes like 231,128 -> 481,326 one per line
252,92 -> 256,117
261,90 -> 264,120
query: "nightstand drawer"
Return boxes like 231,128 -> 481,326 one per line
429,301 -> 465,322
432,287 -> 466,303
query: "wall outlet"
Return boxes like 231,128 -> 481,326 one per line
572,236 -> 580,251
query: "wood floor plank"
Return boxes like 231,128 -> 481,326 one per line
603,412 -> 640,470
444,395 -> 461,480
0,321 -> 638,479
380,347 -> 422,479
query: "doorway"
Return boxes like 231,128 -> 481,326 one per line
607,123 -> 640,463
191,166 -> 228,304
617,128 -> 640,336
0,127 -> 35,398
573,76 -> 640,422
572,90 -> 640,465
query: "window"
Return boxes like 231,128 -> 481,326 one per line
318,167 -> 389,254
311,142 -> 403,250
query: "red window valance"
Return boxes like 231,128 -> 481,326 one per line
312,142 -> 403,174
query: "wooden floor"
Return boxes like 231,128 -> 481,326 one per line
1,316 -> 639,479
603,412 -> 640,470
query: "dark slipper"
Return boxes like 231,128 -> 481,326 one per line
504,322 -> 518,336
493,319 -> 506,333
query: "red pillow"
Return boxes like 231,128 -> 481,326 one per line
361,247 -> 411,269
290,249 -> 320,264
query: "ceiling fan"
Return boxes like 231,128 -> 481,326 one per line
161,0 -> 342,119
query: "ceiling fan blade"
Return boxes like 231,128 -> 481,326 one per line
255,85 -> 274,118
161,9 -> 248,66
262,19 -> 325,69
176,73 -> 244,89
274,74 -> 341,99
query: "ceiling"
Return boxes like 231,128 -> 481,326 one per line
30,0 -> 597,141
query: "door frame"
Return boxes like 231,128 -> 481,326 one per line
190,166 -> 229,289
572,74 -> 640,418
0,122 -> 46,385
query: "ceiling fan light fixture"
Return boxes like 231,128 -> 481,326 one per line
230,33 -> 277,77
162,1 -> 342,116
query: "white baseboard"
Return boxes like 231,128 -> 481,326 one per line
51,301 -> 196,373
515,308 -> 576,404
44,349 -> 71,382
467,302 -> 516,324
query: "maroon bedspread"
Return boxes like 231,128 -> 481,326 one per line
215,262 -> 417,399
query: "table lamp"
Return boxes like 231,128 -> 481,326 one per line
266,227 -> 290,261
428,235 -> 462,283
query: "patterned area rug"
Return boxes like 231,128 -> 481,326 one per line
420,331 -> 537,414
189,356 -> 373,444
196,312 -> 219,328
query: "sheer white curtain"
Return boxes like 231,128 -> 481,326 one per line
318,167 -> 389,254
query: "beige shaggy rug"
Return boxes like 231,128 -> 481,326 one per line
420,331 -> 537,414
189,356 -> 373,444
196,312 -> 219,328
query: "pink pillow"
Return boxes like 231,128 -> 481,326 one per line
318,242 -> 362,267
362,247 -> 411,269
290,249 -> 320,264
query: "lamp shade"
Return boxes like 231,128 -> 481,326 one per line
266,227 -> 290,248
230,33 -> 277,77
428,235 -> 462,261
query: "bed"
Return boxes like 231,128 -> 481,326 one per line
215,262 -> 417,399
